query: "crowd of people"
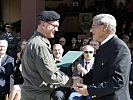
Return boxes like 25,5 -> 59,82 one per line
0,8 -> 132,100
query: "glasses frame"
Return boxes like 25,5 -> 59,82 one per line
91,23 -> 104,29
84,51 -> 94,54
46,22 -> 59,28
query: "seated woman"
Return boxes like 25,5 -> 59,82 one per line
9,39 -> 27,100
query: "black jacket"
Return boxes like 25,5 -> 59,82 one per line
87,35 -> 131,100
0,54 -> 14,94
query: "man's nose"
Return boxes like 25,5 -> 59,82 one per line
54,27 -> 58,31
90,28 -> 92,32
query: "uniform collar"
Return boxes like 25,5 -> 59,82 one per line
34,31 -> 51,49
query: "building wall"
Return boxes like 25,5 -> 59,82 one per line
62,16 -> 82,32
21,0 -> 45,40
46,0 -> 73,8
1,0 -> 21,24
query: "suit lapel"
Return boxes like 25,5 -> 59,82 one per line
1,54 -> 8,66
80,59 -> 84,67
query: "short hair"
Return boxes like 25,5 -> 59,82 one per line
93,14 -> 117,33
53,44 -> 63,50
82,45 -> 94,52
52,44 -> 64,55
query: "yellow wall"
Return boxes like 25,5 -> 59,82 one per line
1,0 -> 21,24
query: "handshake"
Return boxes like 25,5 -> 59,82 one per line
71,76 -> 89,96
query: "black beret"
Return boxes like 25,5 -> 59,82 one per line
38,11 -> 60,22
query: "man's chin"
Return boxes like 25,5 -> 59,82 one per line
49,36 -> 54,38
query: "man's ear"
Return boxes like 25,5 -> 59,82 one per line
42,21 -> 46,27
102,24 -> 108,32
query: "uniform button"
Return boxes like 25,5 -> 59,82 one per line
92,95 -> 96,98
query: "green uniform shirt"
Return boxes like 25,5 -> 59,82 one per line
21,31 -> 72,99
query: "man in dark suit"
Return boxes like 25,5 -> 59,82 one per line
0,23 -> 18,61
0,39 -> 14,100
74,14 -> 132,100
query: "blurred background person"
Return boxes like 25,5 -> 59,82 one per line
59,36 -> 69,55
80,38 -> 89,51
69,37 -> 79,51
89,39 -> 100,54
0,40 -> 14,100
0,23 -> 18,62
52,44 -> 63,62
9,39 -> 27,100
52,43 -> 72,100
14,39 -> 27,85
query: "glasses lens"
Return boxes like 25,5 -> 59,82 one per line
47,22 -> 59,28
59,41 -> 64,42
84,51 -> 93,54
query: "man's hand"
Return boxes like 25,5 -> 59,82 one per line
74,83 -> 89,96
72,76 -> 83,88
77,64 -> 82,75
9,85 -> 21,100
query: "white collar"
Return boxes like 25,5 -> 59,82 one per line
0,54 -> 5,59
84,57 -> 94,64
101,34 -> 115,45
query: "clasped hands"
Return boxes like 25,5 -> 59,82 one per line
72,76 -> 89,96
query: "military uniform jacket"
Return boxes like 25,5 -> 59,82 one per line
21,32 -> 72,99
88,35 -> 131,100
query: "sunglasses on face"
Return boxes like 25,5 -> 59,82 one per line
59,41 -> 65,43
84,51 -> 94,54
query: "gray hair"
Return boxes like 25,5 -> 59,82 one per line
93,14 -> 117,34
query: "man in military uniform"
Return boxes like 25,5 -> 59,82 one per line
21,11 -> 73,100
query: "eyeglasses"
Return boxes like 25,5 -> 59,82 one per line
91,25 -> 99,29
84,51 -> 94,54
47,22 -> 59,28
59,41 -> 65,43
91,24 -> 103,29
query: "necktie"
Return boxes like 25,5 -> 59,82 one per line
85,62 -> 89,71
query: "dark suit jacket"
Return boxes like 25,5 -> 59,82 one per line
0,54 -> 14,94
87,35 -> 131,100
